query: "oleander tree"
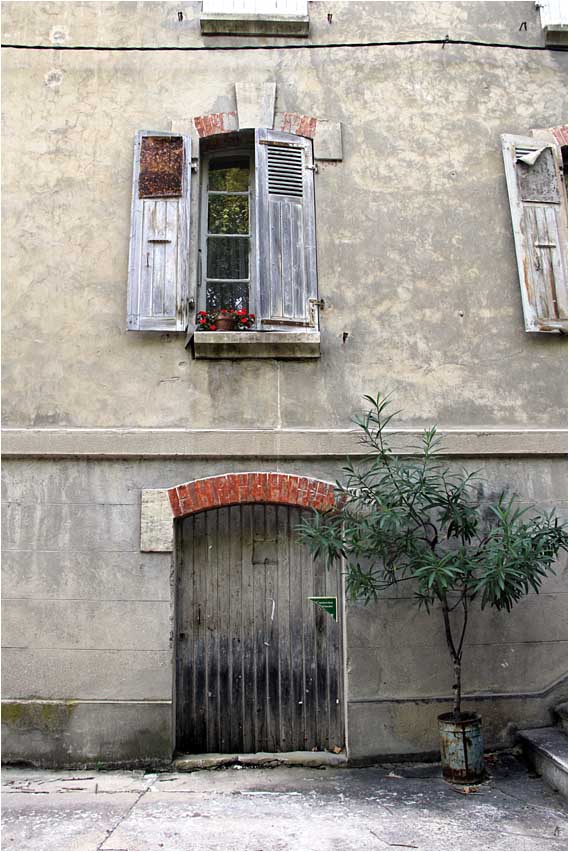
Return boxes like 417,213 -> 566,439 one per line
296,393 -> 567,720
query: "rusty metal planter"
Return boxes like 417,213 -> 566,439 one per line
438,712 -> 485,784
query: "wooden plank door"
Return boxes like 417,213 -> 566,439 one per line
175,504 -> 344,754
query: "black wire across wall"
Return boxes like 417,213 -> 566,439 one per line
1,37 -> 567,53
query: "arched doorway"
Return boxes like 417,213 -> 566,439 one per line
172,474 -> 345,755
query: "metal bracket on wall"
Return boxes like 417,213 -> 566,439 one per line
308,297 -> 325,327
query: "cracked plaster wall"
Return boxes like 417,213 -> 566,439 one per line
1,1 -> 567,429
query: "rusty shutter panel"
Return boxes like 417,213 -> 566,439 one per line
501,134 -> 568,333
255,129 -> 319,329
127,131 -> 191,332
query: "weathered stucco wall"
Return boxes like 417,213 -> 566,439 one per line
2,456 -> 566,764
1,1 -> 567,765
1,1 -> 567,429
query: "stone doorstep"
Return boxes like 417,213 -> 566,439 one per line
517,726 -> 568,800
173,751 -> 348,771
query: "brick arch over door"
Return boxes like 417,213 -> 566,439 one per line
168,472 -> 337,518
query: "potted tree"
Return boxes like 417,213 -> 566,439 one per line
297,393 -> 567,783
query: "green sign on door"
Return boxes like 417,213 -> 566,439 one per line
308,596 -> 338,621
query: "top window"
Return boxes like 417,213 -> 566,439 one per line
202,0 -> 307,12
537,0 -> 568,45
200,0 -> 309,36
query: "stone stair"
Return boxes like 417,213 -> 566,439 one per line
517,702 -> 568,800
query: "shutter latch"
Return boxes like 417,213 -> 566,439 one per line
308,298 -> 325,327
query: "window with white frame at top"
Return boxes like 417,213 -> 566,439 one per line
536,0 -> 568,45
200,0 -> 309,35
202,0 -> 308,13
126,128 -> 319,338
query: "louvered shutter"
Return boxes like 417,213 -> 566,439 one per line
501,134 -> 568,333
127,131 -> 191,331
255,129 -> 318,329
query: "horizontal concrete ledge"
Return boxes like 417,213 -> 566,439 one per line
349,673 -> 569,706
2,428 -> 567,458
192,330 -> 320,359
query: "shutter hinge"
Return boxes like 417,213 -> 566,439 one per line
306,164 -> 319,173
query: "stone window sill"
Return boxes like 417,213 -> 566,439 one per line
191,330 -> 320,359
200,13 -> 309,37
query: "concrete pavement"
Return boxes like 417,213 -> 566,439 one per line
2,752 -> 567,851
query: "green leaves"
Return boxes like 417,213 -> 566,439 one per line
295,392 -> 567,615
295,392 -> 567,714
468,497 -> 567,611
295,510 -> 345,570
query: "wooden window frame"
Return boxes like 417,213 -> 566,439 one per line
198,147 -> 257,320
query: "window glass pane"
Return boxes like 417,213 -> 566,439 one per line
207,237 -> 249,279
208,158 -> 250,192
206,282 -> 249,314
208,195 -> 249,235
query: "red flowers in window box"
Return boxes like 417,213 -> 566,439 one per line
195,309 -> 256,331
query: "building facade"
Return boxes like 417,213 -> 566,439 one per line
2,0 -> 567,766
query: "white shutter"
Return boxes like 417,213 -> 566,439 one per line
255,129 -> 318,329
537,0 -> 568,31
127,131 -> 191,332
202,1 -> 308,15
501,134 -> 568,333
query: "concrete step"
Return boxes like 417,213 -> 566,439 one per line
554,702 -> 568,733
517,726 -> 568,800
173,751 -> 348,772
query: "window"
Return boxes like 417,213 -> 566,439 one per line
536,0 -> 568,46
200,0 -> 309,36
201,151 -> 253,314
501,134 -> 568,333
127,128 -> 320,353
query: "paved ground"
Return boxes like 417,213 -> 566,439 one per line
2,753 -> 567,851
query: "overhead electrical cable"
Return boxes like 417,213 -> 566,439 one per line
1,37 -> 566,53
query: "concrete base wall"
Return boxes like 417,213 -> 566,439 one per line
347,681 -> 569,761
2,457 -> 567,766
1,701 -> 172,767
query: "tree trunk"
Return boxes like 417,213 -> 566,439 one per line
440,598 -> 462,719
453,659 -> 462,719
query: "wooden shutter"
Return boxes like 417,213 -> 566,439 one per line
127,131 -> 191,332
255,129 -> 318,329
501,134 -> 568,333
